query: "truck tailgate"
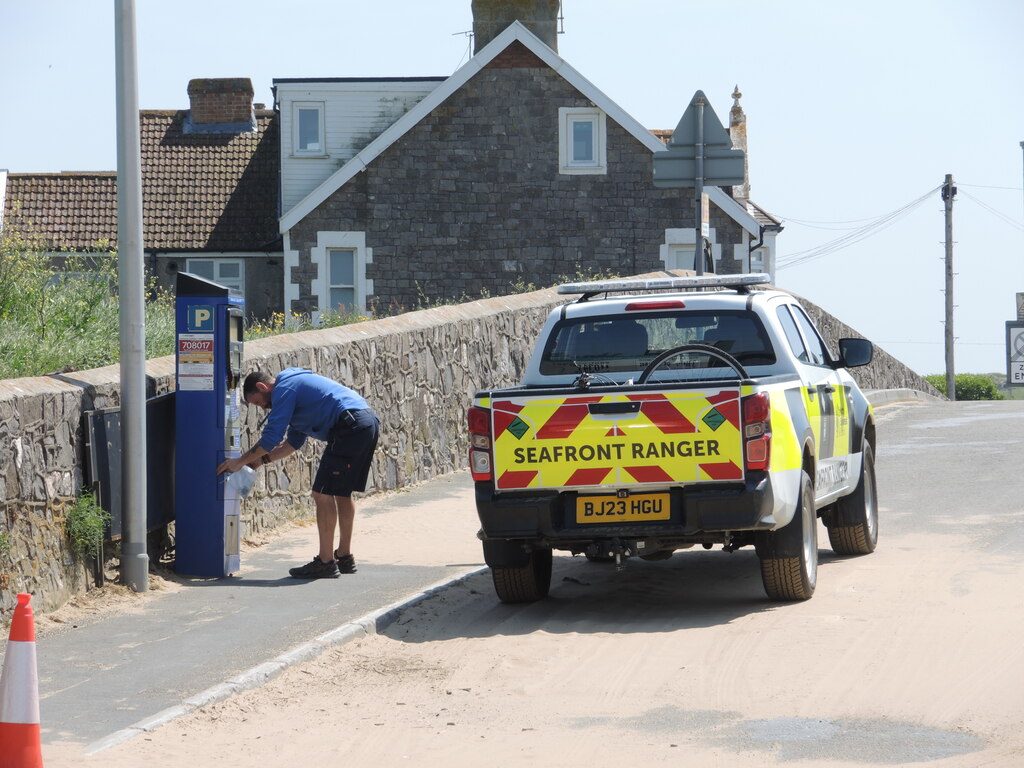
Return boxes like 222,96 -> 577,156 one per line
489,389 -> 745,491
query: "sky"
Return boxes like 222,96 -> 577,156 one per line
2,0 -> 1023,376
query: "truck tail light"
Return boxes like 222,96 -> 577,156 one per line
742,392 -> 771,472
467,406 -> 493,482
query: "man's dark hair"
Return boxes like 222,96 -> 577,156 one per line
242,370 -> 274,400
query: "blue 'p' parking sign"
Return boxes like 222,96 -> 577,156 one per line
188,305 -> 214,332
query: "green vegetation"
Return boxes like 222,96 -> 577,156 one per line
246,307 -> 373,340
1,231 -> 621,378
66,492 -> 111,558
925,373 -> 1005,401
0,230 -> 176,379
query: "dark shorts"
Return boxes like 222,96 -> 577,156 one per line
312,409 -> 380,497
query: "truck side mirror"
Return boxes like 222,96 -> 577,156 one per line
837,337 -> 873,368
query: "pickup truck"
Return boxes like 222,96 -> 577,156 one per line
468,274 -> 877,603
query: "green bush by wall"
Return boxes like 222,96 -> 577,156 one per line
924,374 -> 1004,401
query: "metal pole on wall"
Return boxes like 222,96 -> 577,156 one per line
694,94 -> 705,276
942,174 -> 956,402
115,0 -> 149,591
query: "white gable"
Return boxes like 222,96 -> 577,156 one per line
276,78 -> 444,213
279,21 -> 669,233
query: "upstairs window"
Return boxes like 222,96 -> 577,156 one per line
293,102 -> 325,155
559,107 -> 606,175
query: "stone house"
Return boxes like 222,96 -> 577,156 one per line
275,2 -> 781,319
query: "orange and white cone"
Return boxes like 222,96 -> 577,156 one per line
0,593 -> 43,768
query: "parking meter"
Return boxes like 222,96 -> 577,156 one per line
174,272 -> 245,577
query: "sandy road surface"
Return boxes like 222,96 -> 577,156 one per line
45,401 -> 1024,766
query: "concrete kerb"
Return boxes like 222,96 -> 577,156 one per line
81,565 -> 488,756
865,388 -> 946,407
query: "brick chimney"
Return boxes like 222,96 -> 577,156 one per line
472,0 -> 559,54
185,78 -> 255,133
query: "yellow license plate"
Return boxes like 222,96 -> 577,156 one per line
575,493 -> 671,524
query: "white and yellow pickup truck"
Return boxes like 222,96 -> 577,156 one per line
468,274 -> 878,603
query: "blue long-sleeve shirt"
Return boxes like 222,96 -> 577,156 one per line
258,368 -> 369,452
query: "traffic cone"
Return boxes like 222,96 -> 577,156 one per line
0,593 -> 43,768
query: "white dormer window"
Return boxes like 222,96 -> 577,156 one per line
559,107 -> 606,175
293,102 -> 325,156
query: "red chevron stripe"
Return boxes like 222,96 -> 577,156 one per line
624,465 -> 674,483
639,400 -> 696,434
565,467 -> 613,486
535,396 -> 602,439
700,461 -> 742,480
498,469 -> 538,489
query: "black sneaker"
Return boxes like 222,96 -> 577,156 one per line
289,555 -> 340,579
334,551 -> 357,574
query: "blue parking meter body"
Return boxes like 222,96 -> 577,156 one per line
174,272 -> 245,577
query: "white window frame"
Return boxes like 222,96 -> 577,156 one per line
292,101 -> 326,157
186,257 -> 245,296
310,231 -> 372,322
659,228 -> 720,272
326,247 -> 359,315
559,107 -> 607,175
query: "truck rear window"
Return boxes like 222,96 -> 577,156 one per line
539,310 -> 776,375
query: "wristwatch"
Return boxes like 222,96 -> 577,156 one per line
261,453 -> 271,465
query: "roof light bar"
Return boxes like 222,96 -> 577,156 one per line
557,273 -> 771,296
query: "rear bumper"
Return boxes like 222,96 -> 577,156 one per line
475,473 -> 776,546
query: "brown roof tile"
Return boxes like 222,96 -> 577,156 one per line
3,110 -> 280,252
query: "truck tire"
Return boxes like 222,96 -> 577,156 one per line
491,548 -> 552,603
827,443 -> 878,555
759,470 -> 817,601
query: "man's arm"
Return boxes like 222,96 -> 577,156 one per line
216,441 -> 298,475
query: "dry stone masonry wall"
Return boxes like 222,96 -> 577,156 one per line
0,275 -> 939,621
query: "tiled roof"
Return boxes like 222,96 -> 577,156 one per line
3,172 -> 118,250
745,199 -> 783,228
2,110 -> 280,252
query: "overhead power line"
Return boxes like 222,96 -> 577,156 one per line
957,189 -> 1024,233
775,186 -> 941,270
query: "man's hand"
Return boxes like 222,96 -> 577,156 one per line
216,457 -> 245,476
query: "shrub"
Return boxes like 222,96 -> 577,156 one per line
0,230 -> 178,378
66,492 -> 111,558
924,374 -> 1004,401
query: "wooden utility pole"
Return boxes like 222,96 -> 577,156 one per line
942,174 -> 957,401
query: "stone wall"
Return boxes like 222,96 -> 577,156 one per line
0,275 -> 939,622
796,292 -> 943,395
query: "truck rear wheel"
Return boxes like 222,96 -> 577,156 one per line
827,443 -> 878,555
491,548 -> 552,603
759,470 -> 817,601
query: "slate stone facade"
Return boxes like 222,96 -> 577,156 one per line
287,57 -> 745,314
